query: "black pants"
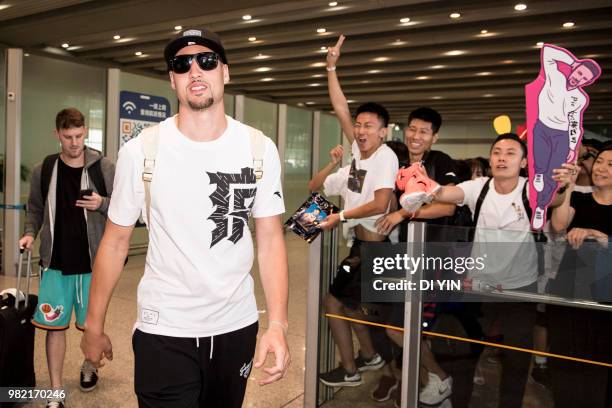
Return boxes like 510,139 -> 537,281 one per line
548,305 -> 612,408
482,301 -> 536,408
132,322 -> 259,408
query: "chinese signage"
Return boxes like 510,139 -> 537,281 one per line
119,91 -> 172,148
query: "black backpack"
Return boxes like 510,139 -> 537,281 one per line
471,178 -> 547,274
422,152 -> 474,241
40,153 -> 107,203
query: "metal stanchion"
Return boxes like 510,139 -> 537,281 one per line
401,222 -> 425,408
304,228 -> 339,406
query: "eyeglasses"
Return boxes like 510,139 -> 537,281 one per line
170,52 -> 219,73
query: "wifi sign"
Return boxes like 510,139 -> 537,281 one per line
119,91 -> 171,130
122,101 -> 137,114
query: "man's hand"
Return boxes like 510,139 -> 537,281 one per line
552,162 -> 580,187
19,235 -> 34,250
253,324 -> 291,385
319,213 -> 341,230
326,35 -> 345,68
81,328 -> 113,368
330,145 -> 344,165
375,211 -> 407,235
76,191 -> 103,211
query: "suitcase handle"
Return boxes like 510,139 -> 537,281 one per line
14,248 -> 33,310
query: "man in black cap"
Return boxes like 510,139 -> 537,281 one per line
81,28 -> 290,407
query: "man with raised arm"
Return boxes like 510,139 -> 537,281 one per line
310,35 -> 398,389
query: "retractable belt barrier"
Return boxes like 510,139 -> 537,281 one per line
0,204 -> 26,210
325,313 -> 612,368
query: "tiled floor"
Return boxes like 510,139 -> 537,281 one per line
320,352 -> 553,408
0,233 -> 309,408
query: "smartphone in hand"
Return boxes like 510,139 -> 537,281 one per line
79,188 -> 93,200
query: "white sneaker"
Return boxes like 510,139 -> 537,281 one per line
473,365 -> 485,386
533,173 -> 544,192
532,207 -> 545,230
419,372 -> 452,405
399,191 -> 429,213
46,399 -> 65,408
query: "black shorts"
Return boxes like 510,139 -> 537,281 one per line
329,239 -> 363,309
132,321 -> 258,408
330,238 -> 392,309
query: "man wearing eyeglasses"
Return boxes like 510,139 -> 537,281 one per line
81,28 -> 290,408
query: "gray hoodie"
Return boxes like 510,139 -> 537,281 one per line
24,147 -> 115,271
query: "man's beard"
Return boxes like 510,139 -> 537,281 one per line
188,97 -> 214,111
62,147 -> 84,159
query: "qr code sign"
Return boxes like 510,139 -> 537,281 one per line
120,119 -> 155,148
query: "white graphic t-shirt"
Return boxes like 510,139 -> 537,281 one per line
109,115 -> 285,337
323,141 -> 398,238
539,46 -> 587,130
459,176 -> 538,289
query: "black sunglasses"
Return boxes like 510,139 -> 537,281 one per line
170,52 -> 219,74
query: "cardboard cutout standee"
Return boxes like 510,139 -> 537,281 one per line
525,44 -> 601,230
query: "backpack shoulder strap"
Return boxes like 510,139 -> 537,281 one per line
88,160 -> 108,197
245,124 -> 265,181
41,153 -> 60,203
141,125 -> 160,227
473,177 -> 492,227
521,180 -> 532,222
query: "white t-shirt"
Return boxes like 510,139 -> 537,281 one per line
459,176 -> 537,289
573,184 -> 593,193
539,46 -> 587,130
323,142 -> 398,236
109,116 -> 285,337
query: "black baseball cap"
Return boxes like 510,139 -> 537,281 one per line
164,28 -> 228,70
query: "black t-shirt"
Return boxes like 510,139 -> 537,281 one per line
550,190 -> 612,301
49,158 -> 91,275
569,191 -> 612,236
421,150 -> 459,187
397,150 -> 460,242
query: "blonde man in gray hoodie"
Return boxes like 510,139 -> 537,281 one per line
19,108 -> 114,408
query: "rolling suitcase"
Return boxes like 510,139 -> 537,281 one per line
0,249 -> 38,405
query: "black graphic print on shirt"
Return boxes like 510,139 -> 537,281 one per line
348,159 -> 367,193
207,168 -> 257,248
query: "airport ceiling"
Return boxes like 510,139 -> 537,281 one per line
1,0 -> 611,124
